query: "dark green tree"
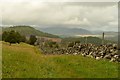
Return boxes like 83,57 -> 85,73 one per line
2,31 -> 9,41
29,35 -> 37,45
6,30 -> 18,45
15,32 -> 22,44
21,35 -> 26,42
2,30 -> 26,45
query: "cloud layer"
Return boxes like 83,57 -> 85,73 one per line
0,0 -> 118,31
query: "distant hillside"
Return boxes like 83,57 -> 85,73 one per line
38,27 -> 118,42
38,27 -> 92,36
92,31 -> 118,35
93,31 -> 118,42
61,37 -> 116,46
2,26 -> 59,38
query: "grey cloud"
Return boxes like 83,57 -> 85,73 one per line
65,2 -> 117,7
1,1 -> 118,31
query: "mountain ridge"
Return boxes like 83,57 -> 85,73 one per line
37,27 -> 92,36
2,26 -> 59,38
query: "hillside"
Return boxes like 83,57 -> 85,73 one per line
61,37 -> 116,46
2,26 -> 59,38
38,27 -> 118,42
2,42 -> 119,78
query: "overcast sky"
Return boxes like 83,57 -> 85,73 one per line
0,0 -> 119,31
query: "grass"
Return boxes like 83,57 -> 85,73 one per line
2,41 -> 119,78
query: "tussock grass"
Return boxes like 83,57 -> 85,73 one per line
2,42 -> 119,78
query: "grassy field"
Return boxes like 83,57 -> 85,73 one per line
2,42 -> 119,78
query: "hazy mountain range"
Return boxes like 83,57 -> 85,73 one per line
36,27 -> 117,35
1,26 -> 118,42
36,27 -> 118,41
38,27 -> 92,36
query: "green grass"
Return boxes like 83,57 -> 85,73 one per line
2,42 -> 119,78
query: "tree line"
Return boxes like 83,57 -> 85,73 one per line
2,30 -> 37,45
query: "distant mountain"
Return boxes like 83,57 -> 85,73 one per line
38,27 -> 92,36
92,31 -> 118,35
2,26 -> 59,38
92,31 -> 118,42
61,36 -> 116,45
36,27 -> 118,42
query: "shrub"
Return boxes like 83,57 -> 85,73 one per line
2,30 -> 26,45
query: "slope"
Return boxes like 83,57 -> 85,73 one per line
2,26 -> 59,38
2,42 -> 119,78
